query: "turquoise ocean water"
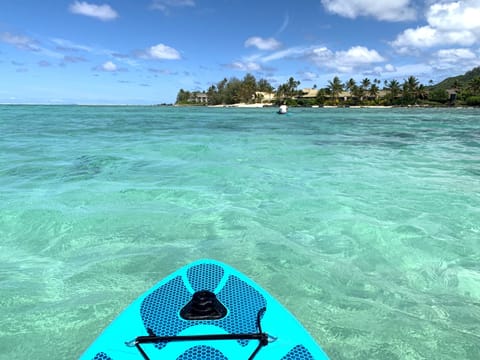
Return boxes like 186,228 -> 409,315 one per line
1,105 -> 479,359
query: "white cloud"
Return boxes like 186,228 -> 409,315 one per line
392,26 -> 440,52
308,47 -> 334,64
310,46 -> 385,72
102,61 -> 117,71
243,44 -> 386,73
245,37 -> 282,51
392,26 -> 476,53
0,32 -> 38,51
367,63 -> 397,77
260,46 -> 312,62
151,0 -> 195,13
388,63 -> 434,79
299,71 -> 321,82
63,55 -> 87,63
436,48 -> 477,61
146,44 -> 181,60
321,0 -> 417,21
392,0 -> 480,52
69,1 -> 118,21
427,1 -> 480,31
385,64 -> 396,72
1,32 -> 64,58
431,48 -> 479,69
338,46 -> 385,64
51,38 -> 93,52
276,13 -> 290,35
229,61 -> 262,72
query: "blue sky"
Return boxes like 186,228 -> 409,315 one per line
1,0 -> 480,104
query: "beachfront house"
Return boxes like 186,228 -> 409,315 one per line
295,88 -> 395,104
300,88 -> 318,99
189,92 -> 208,104
255,91 -> 276,103
447,89 -> 458,103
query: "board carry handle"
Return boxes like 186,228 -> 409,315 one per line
126,308 -> 273,360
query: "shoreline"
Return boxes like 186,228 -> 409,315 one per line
2,102 -> 478,109
207,103 -> 273,108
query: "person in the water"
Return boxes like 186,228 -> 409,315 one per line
278,103 -> 288,114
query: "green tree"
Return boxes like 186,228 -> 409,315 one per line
257,78 -> 274,93
429,88 -> 449,103
350,85 -> 363,104
276,83 -> 288,101
386,80 -> 401,104
176,89 -> 191,104
216,78 -> 228,104
239,73 -> 257,103
327,76 -> 344,104
417,84 -> 428,101
402,76 -> 420,104
345,78 -> 356,93
369,83 -> 380,101
466,96 -> 480,106
276,77 -> 301,101
315,88 -> 327,105
217,78 -> 228,93
345,79 -> 357,104
468,77 -> 480,95
224,77 -> 242,104
361,78 -> 371,91
452,79 -> 462,92
206,85 -> 219,105
359,78 -> 371,102
285,77 -> 301,98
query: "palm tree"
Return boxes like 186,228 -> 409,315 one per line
402,76 -> 420,104
345,78 -> 356,93
276,83 -> 288,101
345,78 -> 356,103
369,83 -> 380,101
327,76 -> 344,104
407,75 -> 419,89
361,78 -> 371,90
276,77 -> 301,101
385,79 -> 401,104
359,78 -> 371,102
417,84 -> 428,101
316,88 -> 327,105
352,85 -> 364,103
287,77 -> 301,97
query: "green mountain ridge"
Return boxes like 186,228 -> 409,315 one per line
433,66 -> 480,90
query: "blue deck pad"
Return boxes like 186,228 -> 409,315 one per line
140,263 -> 267,351
176,345 -> 228,360
186,263 -> 225,292
281,345 -> 315,360
92,352 -> 113,360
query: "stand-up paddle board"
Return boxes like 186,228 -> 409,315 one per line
80,259 -> 329,359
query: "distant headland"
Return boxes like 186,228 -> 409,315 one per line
176,67 -> 480,108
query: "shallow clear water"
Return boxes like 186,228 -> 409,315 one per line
0,105 -> 479,359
